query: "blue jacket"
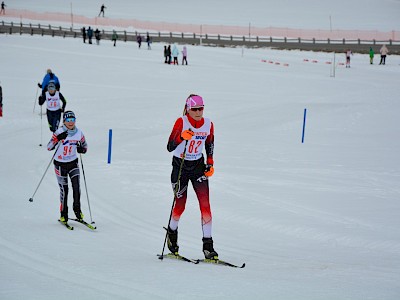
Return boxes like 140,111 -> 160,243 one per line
41,73 -> 60,90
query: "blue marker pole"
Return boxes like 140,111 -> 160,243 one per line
302,108 -> 307,143
108,129 -> 112,164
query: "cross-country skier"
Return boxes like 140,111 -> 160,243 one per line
345,49 -> 352,68
38,81 -> 66,132
98,4 -> 106,17
166,94 -> 218,260
47,111 -> 88,225
38,69 -> 60,99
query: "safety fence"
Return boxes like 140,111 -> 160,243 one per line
1,20 -> 399,54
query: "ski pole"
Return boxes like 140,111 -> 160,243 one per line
33,86 -> 39,113
39,105 -> 43,147
29,143 -> 60,202
159,139 -> 189,260
80,153 -> 95,224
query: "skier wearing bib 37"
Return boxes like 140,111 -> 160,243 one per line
166,94 -> 218,260
47,111 -> 88,225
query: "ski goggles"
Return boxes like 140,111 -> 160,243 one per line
65,117 -> 76,122
190,106 -> 204,112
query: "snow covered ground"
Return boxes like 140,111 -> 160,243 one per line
1,1 -> 400,300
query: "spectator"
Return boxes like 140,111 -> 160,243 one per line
112,30 -> 118,47
172,44 -> 179,65
345,49 -> 352,68
82,27 -> 87,43
98,4 -> 106,17
95,28 -> 101,45
0,81 -> 3,117
87,27 -> 93,44
379,44 -> 389,65
369,47 -> 374,65
182,46 -> 188,65
164,46 -> 168,63
137,34 -> 142,49
146,33 -> 151,50
167,45 -> 172,64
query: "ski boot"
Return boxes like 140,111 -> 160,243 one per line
59,215 -> 68,224
202,237 -> 218,260
167,227 -> 179,255
74,210 -> 84,221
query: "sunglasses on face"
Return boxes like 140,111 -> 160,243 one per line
190,107 -> 204,112
65,118 -> 76,122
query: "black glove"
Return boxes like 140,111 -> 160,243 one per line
38,83 -> 42,88
56,131 -> 68,141
38,95 -> 44,105
77,142 -> 86,154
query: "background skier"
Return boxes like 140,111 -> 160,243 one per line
166,94 -> 218,260
38,80 -> 66,132
47,111 -> 88,225
38,69 -> 60,99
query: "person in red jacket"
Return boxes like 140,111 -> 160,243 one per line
166,94 -> 218,260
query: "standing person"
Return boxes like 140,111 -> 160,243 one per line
345,49 -> 352,68
164,45 -> 168,63
369,47 -> 374,65
182,46 -> 188,65
47,111 -> 88,225
112,30 -> 118,47
87,26 -> 93,44
82,27 -> 87,43
38,69 -> 60,99
166,94 -> 218,260
137,34 -> 142,49
146,33 -> 151,50
172,44 -> 179,65
95,28 -> 101,45
98,4 -> 106,17
38,81 -> 66,132
167,45 -> 172,64
379,44 -> 389,65
0,1 -> 6,14
0,82 -> 3,117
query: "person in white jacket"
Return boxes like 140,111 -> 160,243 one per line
379,44 -> 389,65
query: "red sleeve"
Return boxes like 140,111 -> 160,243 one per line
167,118 -> 184,152
205,122 -> 214,165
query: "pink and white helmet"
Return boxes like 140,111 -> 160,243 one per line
186,94 -> 204,109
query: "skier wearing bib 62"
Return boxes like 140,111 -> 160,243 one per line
166,94 -> 218,260
47,111 -> 88,225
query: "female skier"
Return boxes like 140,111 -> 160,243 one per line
47,111 -> 88,225
166,94 -> 218,260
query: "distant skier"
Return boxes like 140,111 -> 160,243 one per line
345,49 -> 352,68
38,69 -> 60,99
0,2 -> 6,15
182,46 -> 188,65
47,111 -> 88,225
166,94 -> 218,260
98,4 -> 106,17
146,33 -> 151,50
379,44 -> 389,65
38,80 -> 66,132
137,34 -> 142,49
369,47 -> 374,65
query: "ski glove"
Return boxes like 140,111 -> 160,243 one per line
37,83 -> 42,88
181,129 -> 194,140
56,131 -> 68,141
204,165 -> 214,177
77,142 -> 87,154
